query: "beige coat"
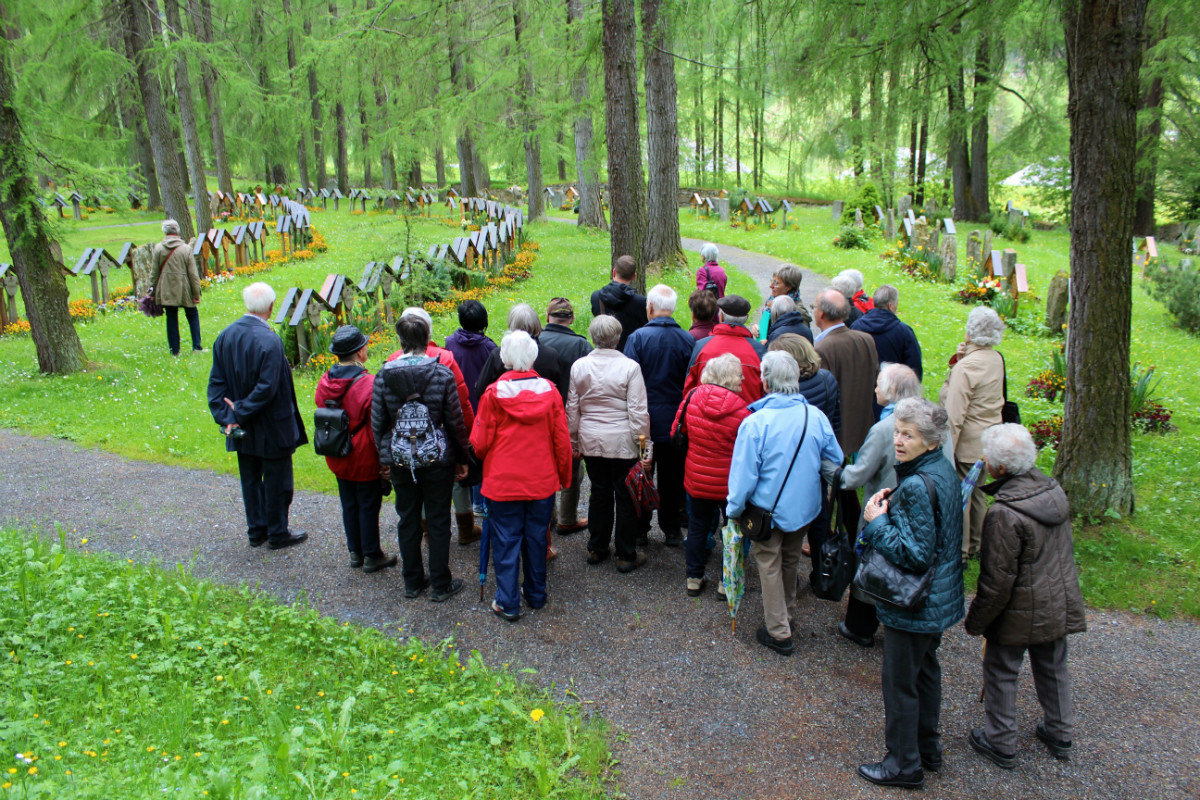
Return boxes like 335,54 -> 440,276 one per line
566,348 -> 650,459
152,235 -> 201,308
939,343 -> 1004,462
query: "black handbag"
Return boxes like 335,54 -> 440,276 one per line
811,470 -> 855,601
670,389 -> 697,457
313,372 -> 368,458
1000,352 -> 1021,424
852,472 -> 943,611
738,407 -> 808,543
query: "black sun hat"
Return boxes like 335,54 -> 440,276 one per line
329,325 -> 369,356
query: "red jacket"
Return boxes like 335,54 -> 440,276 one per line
671,384 -> 751,500
314,365 -> 379,482
683,324 -> 765,405
852,290 -> 875,314
388,341 -> 474,431
471,371 -> 573,502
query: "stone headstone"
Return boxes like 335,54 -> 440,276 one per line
897,194 -> 913,219
1001,249 -> 1018,282
966,230 -> 982,266
1044,270 -> 1070,333
716,198 -> 730,222
131,243 -> 156,295
926,198 -> 939,218
914,218 -> 929,250
1008,208 -> 1022,228
928,227 -> 940,253
982,229 -> 994,259
939,234 -> 958,282
885,208 -> 896,243
854,208 -> 864,229
832,200 -> 845,220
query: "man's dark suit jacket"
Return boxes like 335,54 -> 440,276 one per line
208,315 -> 308,458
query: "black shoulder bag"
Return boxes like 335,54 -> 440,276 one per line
313,372 -> 369,458
670,389 -> 698,458
812,469 -> 856,601
852,472 -> 943,611
737,406 -> 808,543
999,352 -> 1021,424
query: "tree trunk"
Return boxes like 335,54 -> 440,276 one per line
435,143 -> 446,189
716,71 -> 724,183
916,107 -> 929,206
602,0 -> 646,287
1133,13 -> 1168,236
850,77 -> 863,177
122,0 -> 193,240
556,128 -> 566,182
947,54 -> 972,220
190,0 -> 231,194
869,67 -> 883,189
0,13 -> 87,374
568,0 -> 606,230
1054,0 -> 1149,517
405,160 -> 418,188
735,32 -> 741,186
640,0 -> 683,268
136,115 -> 161,210
514,1 -> 544,222
970,34 -> 1000,220
334,99 -> 349,193
282,0 -> 308,190
165,0 -> 211,235
306,20 -> 325,191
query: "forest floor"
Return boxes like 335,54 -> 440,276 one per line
4,428 -> 1197,800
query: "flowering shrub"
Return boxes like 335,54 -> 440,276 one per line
311,228 -> 328,252
3,319 -> 31,336
69,299 -> 96,322
424,241 -> 541,317
832,225 -> 872,250
883,242 -> 940,282
1029,415 -> 1063,450
291,249 -> 315,261
1025,369 -> 1066,402
957,276 -> 1003,306
1134,402 -> 1173,433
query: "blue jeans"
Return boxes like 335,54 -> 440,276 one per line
685,494 -> 723,579
487,495 -> 553,615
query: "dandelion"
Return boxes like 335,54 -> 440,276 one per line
129,654 -> 137,660
81,538 -> 88,545
215,675 -> 223,682
530,708 -> 545,723
27,767 -> 35,775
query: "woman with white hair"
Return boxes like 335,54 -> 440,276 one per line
839,268 -> 875,315
696,242 -> 727,298
940,306 -> 1007,563
152,219 -> 204,355
830,274 -> 864,326
727,351 -> 843,656
471,331 -> 573,622
567,315 -> 651,573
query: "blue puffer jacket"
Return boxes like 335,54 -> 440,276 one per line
861,448 -> 964,633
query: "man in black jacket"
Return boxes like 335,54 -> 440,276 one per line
474,304 -> 568,402
538,298 -> 592,534
208,282 -> 308,550
590,254 -> 647,351
851,284 -> 923,419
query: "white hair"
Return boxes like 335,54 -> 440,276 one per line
243,282 -> 276,314
646,283 -> 677,314
500,329 -> 537,372
830,274 -> 856,299
401,306 -> 433,332
876,363 -> 922,404
761,350 -> 801,395
839,269 -> 865,291
719,311 -> 749,327
771,295 -> 796,315
699,242 -> 720,262
161,219 -> 180,236
966,306 -> 1005,347
982,423 -> 1038,476
701,352 -> 744,392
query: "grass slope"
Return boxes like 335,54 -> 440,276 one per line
0,527 -> 610,799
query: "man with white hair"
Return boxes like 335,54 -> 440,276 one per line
208,282 -> 308,550
965,423 -> 1085,768
152,219 -> 203,355
624,284 -> 696,545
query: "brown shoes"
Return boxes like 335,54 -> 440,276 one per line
557,519 -> 589,535
456,513 -> 481,546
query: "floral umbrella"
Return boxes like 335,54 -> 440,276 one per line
721,519 -> 746,633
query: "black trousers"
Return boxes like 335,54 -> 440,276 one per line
236,451 -> 294,544
336,477 -> 384,557
584,456 -> 638,561
637,440 -> 686,535
164,305 -> 202,354
392,462 -> 455,593
881,627 -> 944,774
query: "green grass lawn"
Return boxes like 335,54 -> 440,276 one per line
0,527 -> 610,798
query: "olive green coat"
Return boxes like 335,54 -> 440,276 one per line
152,235 -> 201,308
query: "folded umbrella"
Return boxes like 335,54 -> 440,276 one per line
721,519 -> 746,633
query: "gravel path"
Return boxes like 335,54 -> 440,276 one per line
2,428 -> 1197,799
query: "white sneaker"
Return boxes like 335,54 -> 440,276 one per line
686,577 -> 708,597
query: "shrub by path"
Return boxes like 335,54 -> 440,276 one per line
3,427 -> 1198,799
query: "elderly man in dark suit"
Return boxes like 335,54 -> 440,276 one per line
208,282 -> 309,549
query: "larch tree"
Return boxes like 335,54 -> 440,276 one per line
640,0 -> 683,269
514,0 -> 544,221
189,0 -> 232,194
1054,0 -> 1149,517
602,0 -> 646,287
164,0 -> 211,235
567,0 -> 606,229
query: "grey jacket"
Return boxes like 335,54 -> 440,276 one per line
566,348 -> 649,460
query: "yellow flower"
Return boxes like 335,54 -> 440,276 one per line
215,675 -> 223,681
530,708 -> 545,722
130,653 -> 137,659
81,538 -> 88,545
2,782 -> 9,788
27,767 -> 35,775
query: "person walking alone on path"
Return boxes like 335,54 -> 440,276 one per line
207,282 -> 308,550
152,219 -> 204,355
695,242 -> 727,298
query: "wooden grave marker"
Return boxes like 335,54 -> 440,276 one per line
127,191 -> 141,210
51,193 -> 67,218
276,215 -> 294,258
70,247 -> 121,304
1135,236 -> 1158,276
69,191 -> 85,220
0,264 -> 17,329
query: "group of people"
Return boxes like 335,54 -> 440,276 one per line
206,241 -> 1085,789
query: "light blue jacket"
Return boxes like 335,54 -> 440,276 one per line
726,393 -> 844,533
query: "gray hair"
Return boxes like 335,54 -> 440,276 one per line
830,274 -> 856,299
589,314 -> 622,350
242,282 -> 276,314
774,264 -> 803,292
507,303 -> 542,337
161,219 -> 180,236
699,242 -> 720,263
646,283 -> 677,314
966,306 -> 1005,347
873,284 -> 899,310
876,362 -> 922,405
981,423 -> 1038,476
700,352 -> 743,392
401,306 -> 433,332
815,288 -> 849,322
720,312 -> 749,327
771,295 -> 796,315
761,350 -> 801,395
500,329 -> 537,372
893,397 -> 949,449
840,268 -> 865,291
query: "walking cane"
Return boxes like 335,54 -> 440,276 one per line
979,640 -> 987,703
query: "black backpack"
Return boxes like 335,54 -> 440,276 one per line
700,266 -> 719,296
313,372 -> 368,458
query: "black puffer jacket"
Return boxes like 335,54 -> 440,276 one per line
796,368 -> 841,436
766,311 -> 815,344
591,281 -> 647,351
371,356 -> 469,467
966,469 -> 1087,646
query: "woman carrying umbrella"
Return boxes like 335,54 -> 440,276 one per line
726,351 -> 843,656
470,331 -> 572,622
566,315 -> 650,573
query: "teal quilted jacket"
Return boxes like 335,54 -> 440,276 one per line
861,449 -> 965,633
